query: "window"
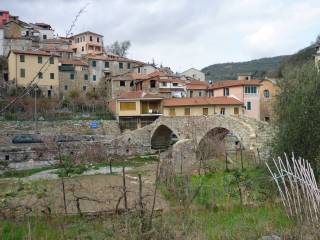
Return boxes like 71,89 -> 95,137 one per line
120,81 -> 126,87
234,107 -> 239,115
5,155 -> 9,161
169,108 -> 176,116
263,89 -> 270,98
172,83 -> 178,87
245,85 -> 257,94
162,82 -> 167,87
105,61 -> 109,68
90,36 -> 93,41
43,35 -> 47,40
84,74 -> 88,80
119,62 -> 123,69
220,108 -> 225,115
70,73 -> 74,80
20,68 -> 25,78
50,73 -> 54,79
93,75 -> 96,81
127,63 -> 131,69
203,108 -> 209,116
38,72 -> 43,79
93,87 -> 96,92
120,102 -> 136,111
223,88 -> 229,96
97,37 -> 100,42
184,108 -> 190,116
92,60 -> 96,67
81,46 -> 84,52
83,86 -> 87,91
265,117 -> 270,122
190,90 -> 193,98
38,56 -> 42,64
49,57 -> 54,64
20,55 -> 25,62
130,81 -> 134,87
64,85 -> 68,91
150,80 -> 156,88
198,92 -> 202,97
246,101 -> 252,110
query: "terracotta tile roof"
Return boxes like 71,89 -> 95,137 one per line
186,80 -> 209,90
72,31 -> 103,37
118,91 -> 163,100
128,72 -> 149,80
163,97 -> 243,107
10,49 -> 59,57
59,59 -> 88,66
209,80 -> 261,89
159,88 -> 186,93
86,54 -> 144,64
41,47 -> 74,53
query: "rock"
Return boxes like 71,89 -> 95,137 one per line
259,235 -> 281,240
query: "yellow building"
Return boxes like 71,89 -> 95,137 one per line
259,79 -> 278,122
116,91 -> 163,130
162,97 -> 244,117
8,50 -> 59,97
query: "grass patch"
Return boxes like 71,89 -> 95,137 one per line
0,166 -> 57,178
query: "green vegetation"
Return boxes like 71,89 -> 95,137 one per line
202,55 -> 289,82
0,158 -> 297,239
272,61 -> 320,177
0,166 -> 56,178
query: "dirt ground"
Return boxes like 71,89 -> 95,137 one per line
1,163 -> 168,216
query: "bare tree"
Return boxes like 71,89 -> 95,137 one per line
107,41 -> 131,57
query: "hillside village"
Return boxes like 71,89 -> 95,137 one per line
0,10 -> 278,130
2,5 -> 320,239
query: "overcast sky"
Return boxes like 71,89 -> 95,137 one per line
2,0 -> 320,72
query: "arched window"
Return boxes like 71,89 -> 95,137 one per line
263,89 -> 270,98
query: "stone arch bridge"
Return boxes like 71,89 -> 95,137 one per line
114,115 -> 272,161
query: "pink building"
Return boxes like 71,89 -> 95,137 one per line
0,10 -> 10,27
209,79 -> 261,120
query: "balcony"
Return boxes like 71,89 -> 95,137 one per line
141,101 -> 162,115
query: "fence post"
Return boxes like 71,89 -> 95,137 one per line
240,146 -> 244,171
122,166 -> 128,210
225,151 -> 229,171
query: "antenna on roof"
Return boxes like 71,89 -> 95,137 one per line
66,2 -> 90,38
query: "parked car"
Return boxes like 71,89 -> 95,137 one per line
83,136 -> 95,142
55,135 -> 80,143
12,134 -> 43,144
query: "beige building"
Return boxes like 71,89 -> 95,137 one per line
59,58 -> 93,99
259,79 -> 278,122
71,31 -> 104,57
8,49 -> 59,97
162,97 -> 243,117
181,68 -> 206,81
116,91 -> 163,130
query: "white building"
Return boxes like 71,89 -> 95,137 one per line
30,23 -> 55,41
181,68 -> 206,81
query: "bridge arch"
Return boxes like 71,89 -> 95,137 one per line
151,124 -> 180,150
196,127 -> 242,160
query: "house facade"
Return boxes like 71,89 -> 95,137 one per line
162,97 -> 243,117
181,68 -> 206,81
8,50 -> 59,97
209,79 -> 261,120
116,91 -> 163,130
71,31 -> 104,56
58,58 -> 92,99
259,79 -> 278,122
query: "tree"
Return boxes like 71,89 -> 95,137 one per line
273,61 -> 320,177
107,41 -> 131,57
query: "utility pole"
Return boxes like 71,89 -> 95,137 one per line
34,87 -> 38,134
